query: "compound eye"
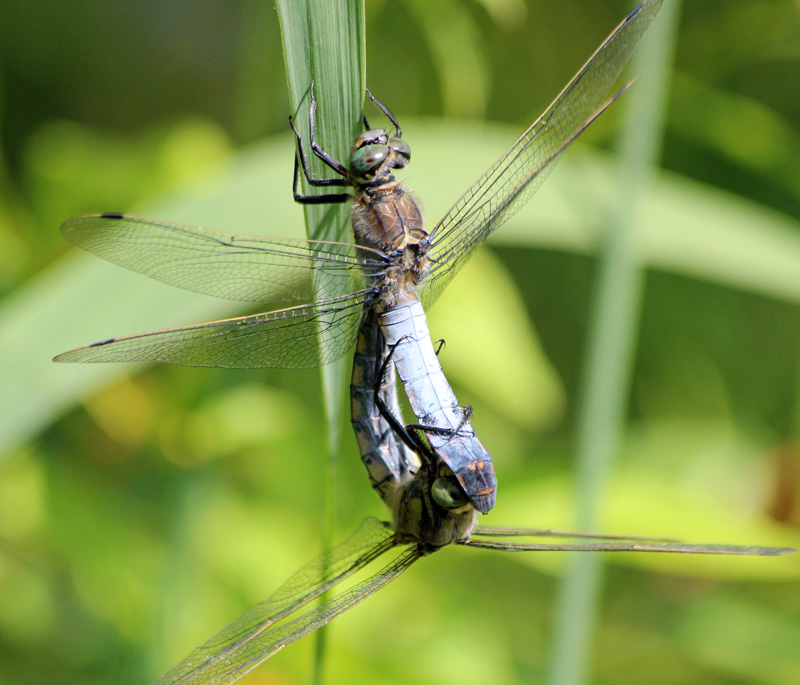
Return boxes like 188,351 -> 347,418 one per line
387,137 -> 410,160
432,476 -> 470,509
351,144 -> 389,177
353,129 -> 388,150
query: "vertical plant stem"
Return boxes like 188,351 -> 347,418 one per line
547,2 -> 681,684
274,2 -> 365,683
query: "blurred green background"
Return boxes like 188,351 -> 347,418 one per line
2,0 -> 800,683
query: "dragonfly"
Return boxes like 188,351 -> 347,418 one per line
153,305 -> 796,685
55,0 -> 667,513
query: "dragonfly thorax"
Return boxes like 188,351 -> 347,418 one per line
351,169 -> 430,309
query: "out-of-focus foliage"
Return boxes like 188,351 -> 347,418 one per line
1,1 -> 799,684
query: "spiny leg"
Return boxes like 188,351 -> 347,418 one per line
365,88 -> 403,137
307,81 -> 351,176
289,82 -> 351,204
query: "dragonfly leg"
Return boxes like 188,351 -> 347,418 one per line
291,154 -> 351,204
289,82 -> 354,203
407,405 -> 475,441
289,114 -> 349,187
307,81 -> 352,177
365,88 -> 403,138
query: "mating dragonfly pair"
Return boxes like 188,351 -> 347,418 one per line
54,1 -> 794,682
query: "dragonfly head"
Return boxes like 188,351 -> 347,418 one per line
350,129 -> 411,182
393,465 -> 477,550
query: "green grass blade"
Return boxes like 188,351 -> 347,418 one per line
274,2 -> 365,682
275,0 -> 365,449
547,2 -> 682,684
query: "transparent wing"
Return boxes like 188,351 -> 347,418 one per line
62,214 -> 388,308
422,0 -> 663,309
463,527 -> 795,556
474,526 -> 677,542
57,213 -> 393,367
53,289 -> 374,368
155,519 -> 418,685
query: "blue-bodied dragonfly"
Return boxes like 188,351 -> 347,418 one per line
152,305 -> 796,685
55,0 -> 665,513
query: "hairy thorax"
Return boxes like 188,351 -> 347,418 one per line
352,181 -> 430,310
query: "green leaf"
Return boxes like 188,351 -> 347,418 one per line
275,0 -> 365,453
275,3 -> 365,681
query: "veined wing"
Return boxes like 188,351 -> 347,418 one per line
62,214 -> 388,308
155,519 -> 418,685
422,0 -> 662,309
474,526 -> 677,542
463,527 -> 795,555
53,288 -> 375,368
